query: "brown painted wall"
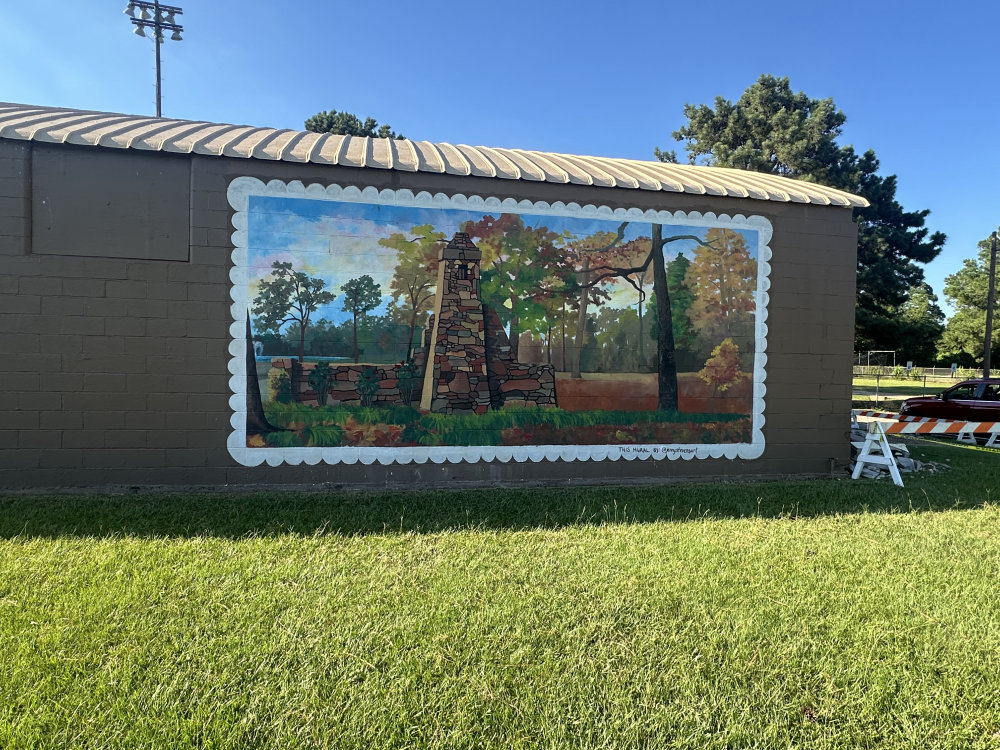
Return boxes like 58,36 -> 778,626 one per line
0,139 -> 858,490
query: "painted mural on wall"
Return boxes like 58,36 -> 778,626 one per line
227,178 -> 770,466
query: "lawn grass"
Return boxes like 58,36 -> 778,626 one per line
2,441 -> 999,749
852,377 -> 955,397
852,395 -> 907,412
851,376 -> 954,412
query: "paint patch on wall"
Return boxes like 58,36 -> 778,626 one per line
227,178 -> 771,466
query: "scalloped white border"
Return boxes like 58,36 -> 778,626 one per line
226,178 -> 771,467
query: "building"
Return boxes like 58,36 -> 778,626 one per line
0,102 -> 866,490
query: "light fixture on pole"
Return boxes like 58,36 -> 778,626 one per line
123,1 -> 184,118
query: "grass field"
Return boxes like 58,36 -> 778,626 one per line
853,377 -> 955,398
2,441 -> 999,749
851,376 -> 959,412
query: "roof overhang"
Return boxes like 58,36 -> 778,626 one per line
0,102 -> 869,208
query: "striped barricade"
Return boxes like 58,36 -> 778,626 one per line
853,409 -> 961,424
853,410 -> 901,419
883,419 -> 1000,447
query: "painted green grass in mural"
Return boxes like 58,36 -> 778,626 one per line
256,402 -> 751,447
1,441 -> 999,749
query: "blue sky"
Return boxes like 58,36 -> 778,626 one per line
4,0 -> 996,315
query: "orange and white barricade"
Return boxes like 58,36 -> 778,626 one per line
883,419 -> 1000,447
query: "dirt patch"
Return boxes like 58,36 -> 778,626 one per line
556,372 -> 752,414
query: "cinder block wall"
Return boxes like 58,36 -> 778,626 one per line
0,139 -> 858,490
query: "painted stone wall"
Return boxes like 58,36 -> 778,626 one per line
482,308 -> 556,409
267,360 -> 417,408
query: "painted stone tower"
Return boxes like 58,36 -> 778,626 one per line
419,233 -> 492,414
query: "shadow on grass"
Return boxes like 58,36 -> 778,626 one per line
0,443 -> 994,540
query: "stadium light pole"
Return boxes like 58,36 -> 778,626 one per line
124,1 -> 184,117
984,231 -> 997,377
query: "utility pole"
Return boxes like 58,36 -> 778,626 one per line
124,1 -> 184,118
984,231 -> 998,377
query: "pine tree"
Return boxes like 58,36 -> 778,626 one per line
664,74 -> 945,353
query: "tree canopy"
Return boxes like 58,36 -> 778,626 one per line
938,234 -> 999,366
661,74 -> 945,355
252,261 -> 336,365
462,214 -> 576,360
666,74 -> 846,184
304,109 -> 405,139
341,275 -> 383,363
893,283 -> 945,365
379,224 -> 444,359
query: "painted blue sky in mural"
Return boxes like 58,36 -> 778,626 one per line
247,195 -> 759,327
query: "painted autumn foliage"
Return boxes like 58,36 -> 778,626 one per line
244,194 -> 764,450
698,338 -> 746,393
686,228 -> 756,346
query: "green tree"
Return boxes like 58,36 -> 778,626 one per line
669,74 -> 846,182
593,306 -> 642,372
939,235 -> 1000,366
664,74 -> 945,352
666,252 -> 697,355
304,109 -> 405,139
578,316 -> 602,373
461,214 -> 577,360
379,225 -> 443,359
849,149 -> 945,352
615,239 -> 654,366
341,275 -> 382,363
252,261 -> 336,393
894,283 -> 945,364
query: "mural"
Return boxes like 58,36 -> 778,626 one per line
227,179 -> 770,466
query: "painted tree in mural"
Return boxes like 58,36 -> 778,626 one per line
666,252 -> 697,354
645,254 -> 699,370
698,338 -> 745,394
622,238 -> 654,366
595,306 -> 644,371
379,225 -> 444,359
252,261 -> 336,392
684,228 -> 756,351
461,214 -> 576,360
341,275 -> 382,363
663,73 -> 945,353
564,226 -> 646,378
581,224 -> 717,411
536,292 -> 581,368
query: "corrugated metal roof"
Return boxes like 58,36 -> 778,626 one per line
0,102 -> 869,208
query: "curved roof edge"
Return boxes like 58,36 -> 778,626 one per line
0,102 -> 869,208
